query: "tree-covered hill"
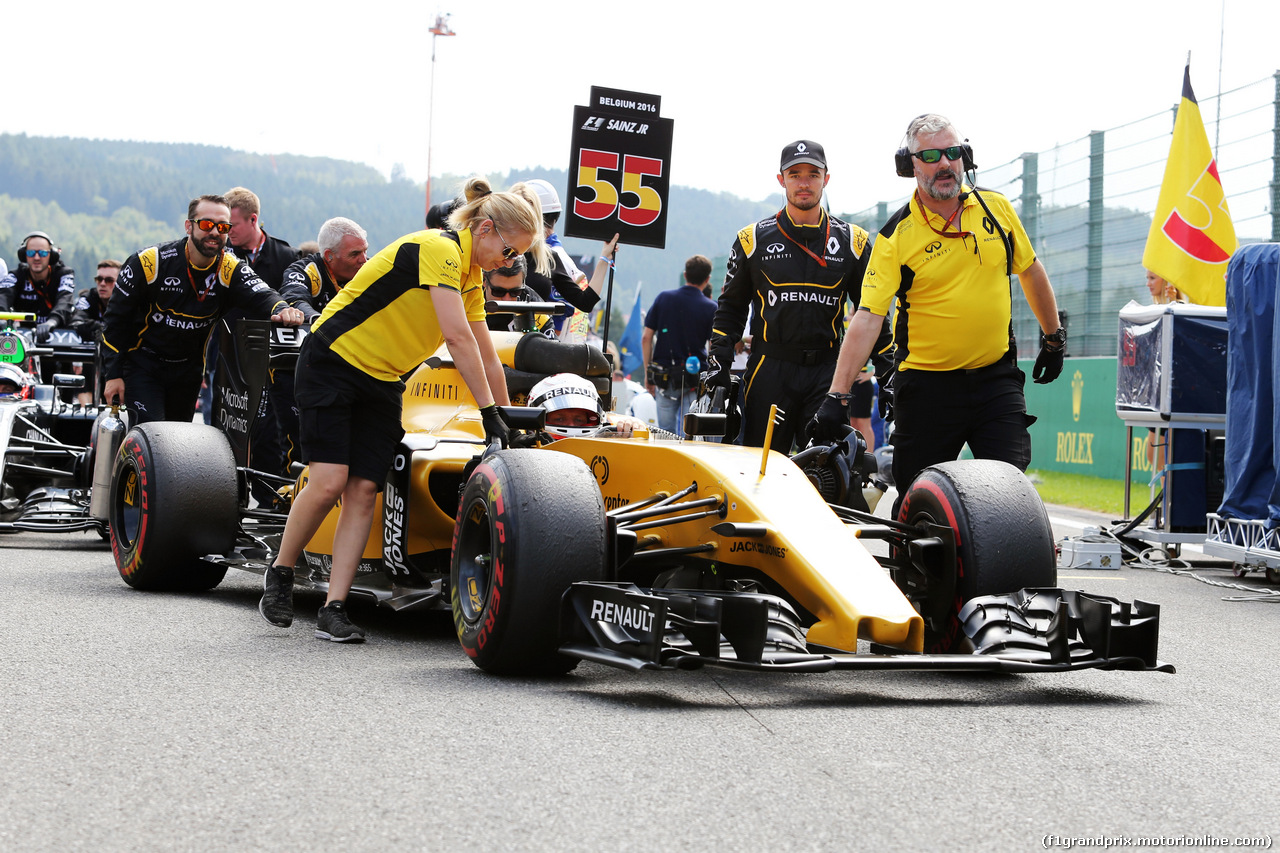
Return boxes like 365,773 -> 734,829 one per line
0,134 -> 780,318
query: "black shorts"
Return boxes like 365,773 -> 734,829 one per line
848,374 -> 873,419
293,338 -> 404,488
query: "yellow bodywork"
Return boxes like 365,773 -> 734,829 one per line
298,330 -> 925,653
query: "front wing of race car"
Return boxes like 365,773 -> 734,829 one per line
560,582 -> 1174,674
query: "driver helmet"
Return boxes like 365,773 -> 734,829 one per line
0,362 -> 32,400
528,373 -> 603,439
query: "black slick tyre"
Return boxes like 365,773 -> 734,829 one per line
896,459 -> 1056,653
110,423 -> 238,591
451,450 -> 606,675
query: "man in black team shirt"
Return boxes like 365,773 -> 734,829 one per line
101,194 -> 305,424
224,187 -> 301,498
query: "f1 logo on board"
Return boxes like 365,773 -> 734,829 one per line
566,86 -> 674,249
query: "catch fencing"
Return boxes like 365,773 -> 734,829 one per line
844,71 -> 1280,358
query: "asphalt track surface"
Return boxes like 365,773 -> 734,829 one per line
2,505 -> 1277,852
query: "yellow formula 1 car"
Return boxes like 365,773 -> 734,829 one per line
106,309 -> 1172,677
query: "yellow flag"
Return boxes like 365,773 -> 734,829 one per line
1142,64 -> 1237,307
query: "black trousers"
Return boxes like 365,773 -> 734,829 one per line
890,356 -> 1035,515
739,355 -> 835,453
122,351 -> 203,425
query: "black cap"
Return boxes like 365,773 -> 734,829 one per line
780,140 -> 827,171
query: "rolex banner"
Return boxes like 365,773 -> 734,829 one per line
1141,64 -> 1237,307
565,87 -> 674,249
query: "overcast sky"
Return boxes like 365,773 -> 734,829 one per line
8,0 -> 1278,212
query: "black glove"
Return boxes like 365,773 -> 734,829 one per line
808,394 -> 849,445
877,381 -> 894,422
479,405 -> 510,448
706,343 -> 734,388
1032,340 -> 1065,384
34,320 -> 57,342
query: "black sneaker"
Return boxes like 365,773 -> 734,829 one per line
259,564 -> 294,627
315,601 -> 366,643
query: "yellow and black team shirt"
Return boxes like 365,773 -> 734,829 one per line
280,252 -> 341,322
310,229 -> 485,382
861,186 -> 1035,372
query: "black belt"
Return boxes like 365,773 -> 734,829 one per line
139,347 -> 198,365
753,339 -> 838,366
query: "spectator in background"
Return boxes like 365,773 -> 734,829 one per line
1,231 -> 76,342
296,240 -> 320,256
276,218 -> 370,469
1145,269 -> 1186,305
71,259 -> 121,404
642,255 -> 717,434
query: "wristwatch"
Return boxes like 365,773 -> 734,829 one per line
1042,327 -> 1067,349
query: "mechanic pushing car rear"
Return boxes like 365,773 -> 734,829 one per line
258,177 -> 545,643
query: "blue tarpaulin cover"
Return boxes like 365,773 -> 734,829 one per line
1218,242 -> 1280,525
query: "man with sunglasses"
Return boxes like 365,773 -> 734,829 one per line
813,113 -> 1065,516
101,194 -> 306,425
707,140 -> 889,453
1,231 -> 77,343
482,257 -> 554,335
70,259 -> 121,403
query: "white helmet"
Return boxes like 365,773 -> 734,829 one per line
0,362 -> 32,400
524,179 -> 562,215
529,373 -> 602,439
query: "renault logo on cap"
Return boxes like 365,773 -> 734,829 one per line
796,143 -> 807,153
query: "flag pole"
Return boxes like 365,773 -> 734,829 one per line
601,251 -> 617,366
425,13 -> 456,219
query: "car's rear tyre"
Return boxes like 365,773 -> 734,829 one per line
451,450 -> 606,675
896,459 -> 1056,652
110,423 -> 237,591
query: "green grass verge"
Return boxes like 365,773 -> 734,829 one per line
1026,469 -> 1129,516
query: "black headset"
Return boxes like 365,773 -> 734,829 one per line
893,117 -> 1010,277
18,231 -> 61,267
894,113 -> 975,176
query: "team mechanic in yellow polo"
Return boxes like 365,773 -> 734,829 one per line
812,114 -> 1065,516
258,176 -> 546,643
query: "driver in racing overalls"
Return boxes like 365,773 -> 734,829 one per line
707,141 -> 891,453
527,373 -> 649,440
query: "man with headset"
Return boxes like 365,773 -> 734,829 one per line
811,113 -> 1065,514
0,231 -> 76,341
